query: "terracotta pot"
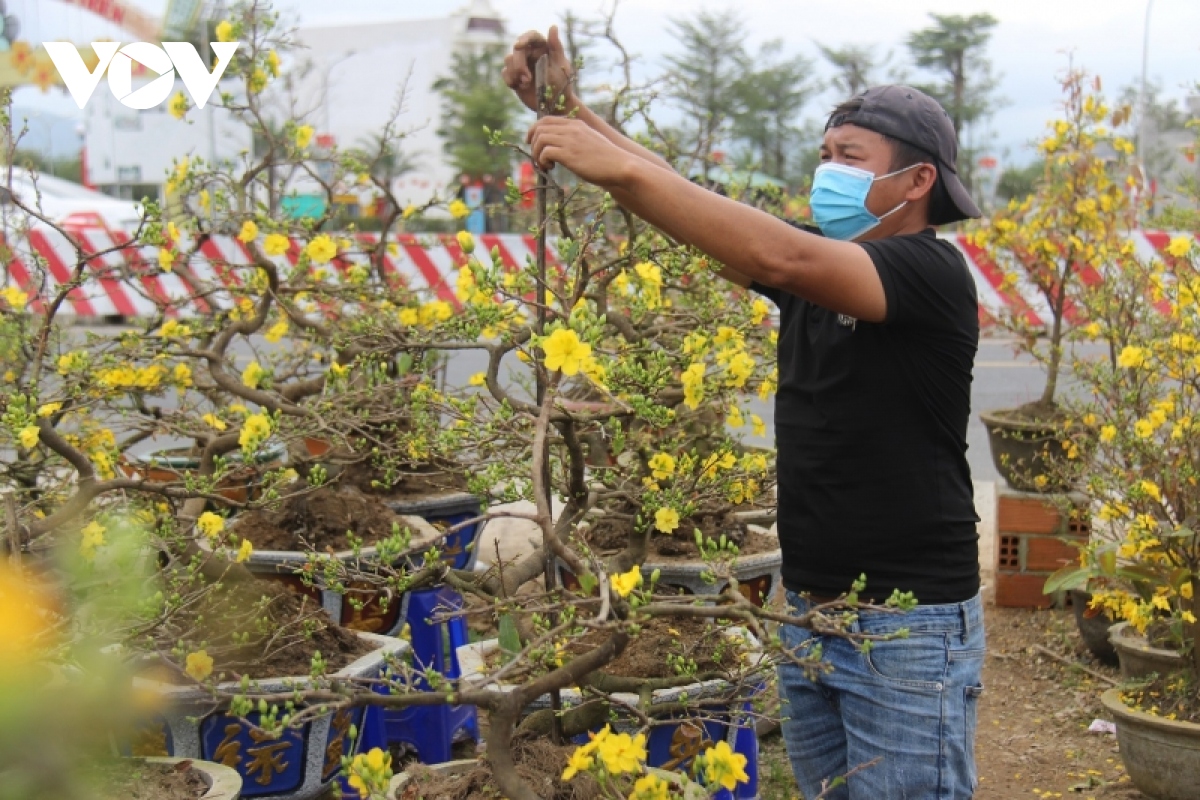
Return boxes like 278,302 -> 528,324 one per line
979,409 -> 1068,492
1109,621 -> 1188,680
120,442 -> 286,504
1101,687 -> 1200,800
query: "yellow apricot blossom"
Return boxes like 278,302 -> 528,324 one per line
184,650 -> 214,681
655,507 -> 681,534
306,235 -> 337,265
294,124 -> 314,150
17,426 -> 38,449
610,565 -> 642,598
264,233 -> 291,256
541,329 -> 591,375
237,219 -> 258,243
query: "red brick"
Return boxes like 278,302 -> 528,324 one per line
1024,536 -> 1084,572
995,571 -> 1054,608
998,492 -> 1063,534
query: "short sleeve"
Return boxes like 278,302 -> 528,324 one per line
859,232 -> 978,329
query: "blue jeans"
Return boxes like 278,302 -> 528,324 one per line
776,591 -> 986,799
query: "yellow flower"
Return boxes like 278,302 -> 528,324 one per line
648,452 -> 676,480
448,199 -> 470,219
159,319 -> 191,339
197,512 -> 225,540
1166,236 -> 1193,258
751,297 -> 771,325
235,539 -> 253,563
184,650 -> 214,681
418,301 -> 453,326
594,731 -> 646,775
202,413 -> 227,431
79,520 -> 106,562
1139,480 -> 1162,502
468,372 -> 486,387
1117,346 -> 1148,369
36,402 -> 62,418
173,363 -> 193,387
629,773 -> 670,800
17,426 -> 38,450
294,124 -> 314,150
168,90 -> 189,119
727,404 -> 745,428
681,362 -> 706,410
1184,611 -> 1198,624
701,740 -> 749,791
561,746 -> 593,781
751,413 -> 766,438
237,219 -> 258,243
402,204 -> 418,219
239,412 -> 273,452
329,362 -> 350,378
610,565 -> 642,598
157,248 -> 175,272
215,20 -> 234,43
456,230 -> 475,254
264,233 -> 291,256
725,352 -> 756,387
1,286 -> 28,309
655,507 -> 681,534
266,49 -> 281,77
1082,322 -> 1102,339
1134,419 -> 1155,439
541,328 -> 592,376
306,235 -> 337,265
398,308 -> 419,326
242,361 -> 266,389
264,319 -> 289,344
634,261 -> 662,288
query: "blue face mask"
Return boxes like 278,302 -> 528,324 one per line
810,162 -> 922,241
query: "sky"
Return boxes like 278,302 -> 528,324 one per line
15,0 -> 1200,167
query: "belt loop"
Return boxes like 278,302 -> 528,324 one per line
959,598 -> 971,644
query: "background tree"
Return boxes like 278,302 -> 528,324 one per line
433,44 -> 521,183
995,157 -> 1045,203
817,43 -> 888,99
662,9 -> 748,173
906,13 -> 1002,196
730,40 -> 820,181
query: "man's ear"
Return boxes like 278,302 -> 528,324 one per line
905,163 -> 939,202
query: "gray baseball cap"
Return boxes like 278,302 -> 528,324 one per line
825,85 -> 981,225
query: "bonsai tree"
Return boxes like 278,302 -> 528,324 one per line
972,68 -> 1139,488
975,68 -> 1138,417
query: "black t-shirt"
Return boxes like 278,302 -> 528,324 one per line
751,226 -> 980,604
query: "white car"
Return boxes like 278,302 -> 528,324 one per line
0,168 -> 145,232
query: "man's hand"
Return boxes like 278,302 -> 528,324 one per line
501,25 -> 575,114
528,117 -> 638,186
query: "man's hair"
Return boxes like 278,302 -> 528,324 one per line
826,97 -> 932,172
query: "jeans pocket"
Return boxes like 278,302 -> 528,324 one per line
863,632 -> 949,689
965,683 -> 984,791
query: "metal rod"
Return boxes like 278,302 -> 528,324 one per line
534,52 -> 563,747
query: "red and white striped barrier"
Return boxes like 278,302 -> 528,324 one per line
0,226 -> 1188,328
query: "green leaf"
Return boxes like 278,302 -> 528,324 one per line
1043,565 -> 1091,594
498,613 -> 521,662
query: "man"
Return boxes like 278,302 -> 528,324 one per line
503,27 -> 985,800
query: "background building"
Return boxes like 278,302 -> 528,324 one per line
77,0 -> 506,209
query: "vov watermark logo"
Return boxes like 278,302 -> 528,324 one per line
42,42 -> 240,111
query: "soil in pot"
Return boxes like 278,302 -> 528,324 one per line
338,459 -> 469,503
232,481 -> 413,551
1119,672 -> 1200,724
89,759 -> 207,800
397,736 -> 600,800
584,507 -> 775,560
142,581 -> 375,682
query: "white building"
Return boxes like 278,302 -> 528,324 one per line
83,0 -> 507,209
